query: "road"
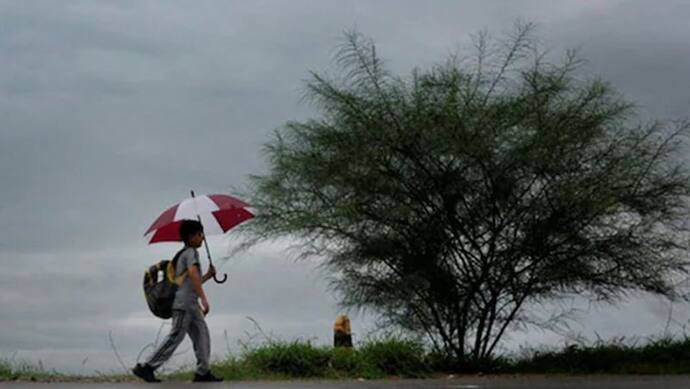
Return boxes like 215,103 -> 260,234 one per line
3,376 -> 690,388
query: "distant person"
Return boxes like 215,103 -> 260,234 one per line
133,220 -> 223,383
333,314 -> 352,348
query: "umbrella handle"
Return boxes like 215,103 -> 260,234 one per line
191,189 -> 229,285
213,273 -> 228,284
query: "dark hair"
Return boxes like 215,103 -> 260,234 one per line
179,219 -> 204,244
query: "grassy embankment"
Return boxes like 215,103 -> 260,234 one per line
4,336 -> 690,381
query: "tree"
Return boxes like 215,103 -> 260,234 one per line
245,24 -> 690,362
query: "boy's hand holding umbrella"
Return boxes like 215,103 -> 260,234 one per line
203,265 -> 217,282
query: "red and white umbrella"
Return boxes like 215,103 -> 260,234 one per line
145,193 -> 254,244
144,192 -> 255,284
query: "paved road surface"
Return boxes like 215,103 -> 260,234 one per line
3,376 -> 690,388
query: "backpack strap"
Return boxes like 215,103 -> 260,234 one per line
167,247 -> 190,286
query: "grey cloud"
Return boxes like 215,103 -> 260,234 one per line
541,0 -> 690,117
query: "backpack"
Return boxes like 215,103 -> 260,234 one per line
143,248 -> 188,319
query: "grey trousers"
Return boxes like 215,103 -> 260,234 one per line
145,306 -> 210,375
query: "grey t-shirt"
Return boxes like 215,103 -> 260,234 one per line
172,246 -> 201,310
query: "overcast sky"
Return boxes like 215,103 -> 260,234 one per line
2,0 -> 690,374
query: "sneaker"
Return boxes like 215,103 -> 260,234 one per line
192,371 -> 223,382
132,363 -> 161,383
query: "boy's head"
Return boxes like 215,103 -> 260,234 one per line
179,219 -> 204,247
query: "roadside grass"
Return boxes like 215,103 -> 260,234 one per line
163,336 -> 430,381
0,357 -> 65,382
510,336 -> 690,374
0,355 -> 133,383
4,335 -> 690,381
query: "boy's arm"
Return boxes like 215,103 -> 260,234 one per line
201,265 -> 216,284
187,265 -> 209,314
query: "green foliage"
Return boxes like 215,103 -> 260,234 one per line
243,340 -> 332,377
233,337 -> 429,379
210,355 -> 271,380
171,335 -> 690,379
358,337 -> 429,377
329,347 -> 375,377
0,358 -> 64,382
246,23 -> 690,362
513,337 -> 690,374
6,335 -> 690,381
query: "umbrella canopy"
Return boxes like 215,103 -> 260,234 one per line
145,194 -> 254,244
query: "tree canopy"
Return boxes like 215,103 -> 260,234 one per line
245,24 -> 690,361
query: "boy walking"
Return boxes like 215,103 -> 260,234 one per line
133,219 -> 223,383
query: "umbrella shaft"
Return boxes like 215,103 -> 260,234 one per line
190,189 -> 214,266
201,231 -> 213,265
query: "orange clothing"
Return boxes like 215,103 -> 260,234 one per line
333,314 -> 351,335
